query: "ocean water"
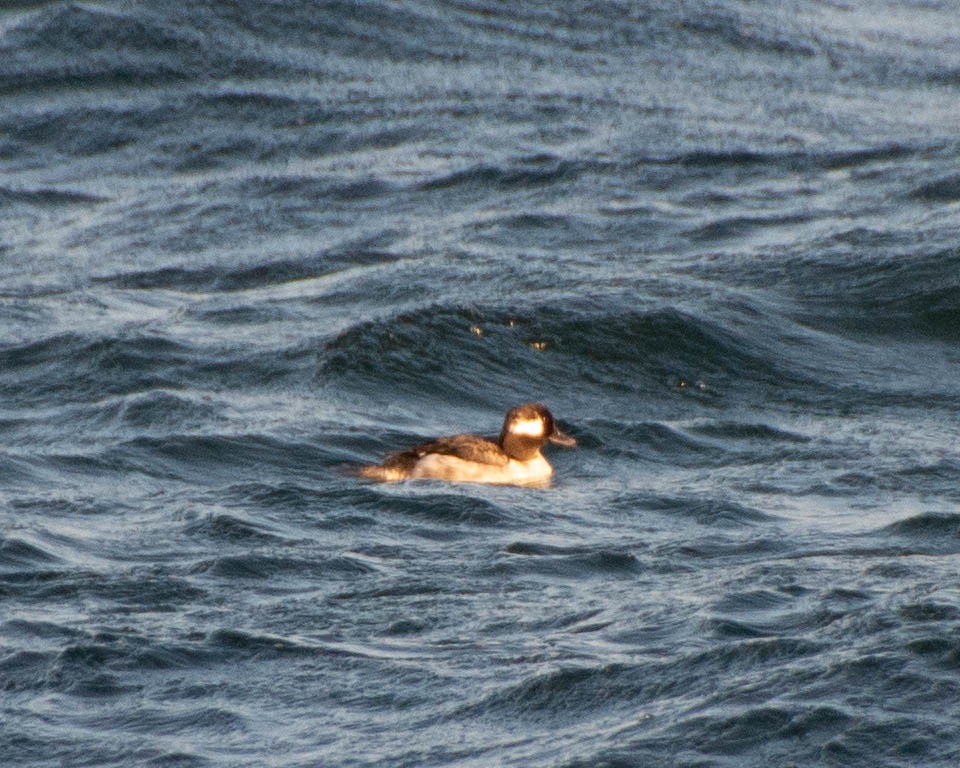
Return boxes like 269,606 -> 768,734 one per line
2,1 -> 960,766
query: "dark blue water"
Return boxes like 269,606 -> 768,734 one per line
3,2 -> 960,766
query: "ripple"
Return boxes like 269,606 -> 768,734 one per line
416,158 -> 580,192
94,704 -> 247,737
899,602 -> 959,623
45,642 -> 143,698
670,534 -> 789,561
619,492 -> 778,527
496,542 -> 642,578
876,512 -> 960,553
97,247 -> 401,294
107,434 -> 330,483
205,628 -> 361,660
0,332 -> 192,406
686,420 -> 810,444
905,637 -> 960,667
189,553 -> 374,582
0,535 -> 62,570
0,649 -> 56,693
119,391 -> 220,431
470,663 -> 641,720
182,513 -> 285,544
357,489 -> 510,528
909,173 -> 960,203
0,186 -> 109,207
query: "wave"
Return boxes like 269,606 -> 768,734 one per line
105,433 -> 333,483
686,211 -> 816,242
411,145 -> 922,209
677,7 -> 818,58
188,553 -> 374,582
182,513 -> 285,545
876,512 -> 960,553
0,186 -> 108,207
318,302 -> 811,412
734,238 -> 960,342
613,492 -> 779,527
659,144 -> 918,173
0,1 -> 466,98
0,5 -> 199,94
821,460 -> 960,506
372,490 -> 510,527
466,634 -> 821,725
5,2 -> 960,765
910,173 -> 960,204
0,330 -> 317,410
685,420 -> 810,444
417,157 -> 584,193
0,332 -> 191,405
0,535 -> 62,570
466,663 -> 641,720
495,542 -> 642,579
95,245 -> 400,294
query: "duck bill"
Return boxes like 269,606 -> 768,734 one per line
549,427 -> 576,447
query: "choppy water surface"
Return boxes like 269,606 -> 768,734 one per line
3,2 -> 960,766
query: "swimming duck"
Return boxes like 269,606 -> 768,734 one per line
358,403 -> 575,486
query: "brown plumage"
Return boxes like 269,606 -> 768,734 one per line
358,403 -> 575,485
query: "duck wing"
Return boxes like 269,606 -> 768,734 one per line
382,434 -> 509,471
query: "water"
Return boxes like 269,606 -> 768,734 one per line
2,1 -> 960,766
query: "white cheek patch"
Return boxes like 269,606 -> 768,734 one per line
509,417 -> 546,438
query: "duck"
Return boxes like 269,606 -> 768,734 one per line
358,403 -> 576,486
